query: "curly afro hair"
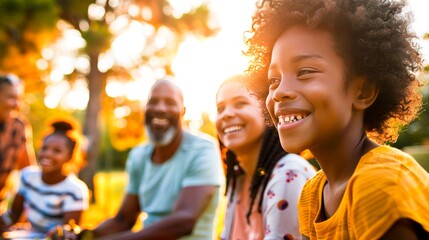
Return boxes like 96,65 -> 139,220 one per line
244,0 -> 424,143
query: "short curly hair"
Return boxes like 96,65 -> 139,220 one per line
244,0 -> 424,143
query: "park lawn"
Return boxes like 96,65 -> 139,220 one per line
80,171 -> 143,231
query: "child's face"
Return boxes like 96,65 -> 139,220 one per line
216,81 -> 266,155
38,134 -> 72,174
266,26 -> 358,153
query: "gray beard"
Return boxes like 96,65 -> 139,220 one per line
146,126 -> 177,147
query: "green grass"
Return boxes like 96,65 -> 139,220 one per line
80,171 -> 143,231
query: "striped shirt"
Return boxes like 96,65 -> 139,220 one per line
298,146 -> 429,239
18,166 -> 89,233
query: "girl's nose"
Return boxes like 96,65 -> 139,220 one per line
272,78 -> 297,102
221,105 -> 236,120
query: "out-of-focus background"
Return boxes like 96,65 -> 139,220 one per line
0,0 -> 428,231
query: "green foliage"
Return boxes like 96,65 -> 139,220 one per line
403,145 -> 429,172
25,0 -> 59,30
0,0 -> 26,29
0,0 -> 58,35
98,126 -> 130,171
0,0 -> 58,74
393,69 -> 429,148
56,0 -> 93,23
81,22 -> 112,54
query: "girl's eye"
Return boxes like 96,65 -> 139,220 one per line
216,106 -> 225,114
268,77 -> 280,90
235,101 -> 247,107
268,77 -> 279,85
297,68 -> 317,76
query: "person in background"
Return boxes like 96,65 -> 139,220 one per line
0,119 -> 89,237
76,79 -> 223,240
0,74 -> 35,205
216,75 -> 316,240
245,0 -> 429,239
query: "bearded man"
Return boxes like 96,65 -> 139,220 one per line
86,79 -> 223,240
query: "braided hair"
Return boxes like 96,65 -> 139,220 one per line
222,126 -> 287,222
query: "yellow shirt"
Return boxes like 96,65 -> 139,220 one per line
298,146 -> 429,240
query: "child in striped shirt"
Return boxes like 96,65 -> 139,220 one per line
0,119 -> 89,236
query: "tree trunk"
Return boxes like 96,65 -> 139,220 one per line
79,52 -> 105,203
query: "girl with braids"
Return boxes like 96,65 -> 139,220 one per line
216,75 -> 316,240
245,0 -> 429,239
0,119 -> 89,237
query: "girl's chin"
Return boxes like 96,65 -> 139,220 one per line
41,169 -> 58,174
280,143 -> 305,154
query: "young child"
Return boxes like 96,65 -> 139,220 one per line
0,119 -> 89,236
244,0 -> 429,239
216,75 -> 316,239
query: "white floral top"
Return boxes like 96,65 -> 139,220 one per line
221,153 -> 317,240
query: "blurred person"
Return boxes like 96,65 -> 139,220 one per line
76,79 -> 223,240
0,119 -> 89,237
0,74 -> 35,205
216,75 -> 316,240
245,0 -> 429,238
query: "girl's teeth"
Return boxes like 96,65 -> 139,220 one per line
278,115 -> 307,124
224,126 -> 242,133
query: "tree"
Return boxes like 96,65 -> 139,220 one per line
0,0 -> 218,201
0,0 -> 58,89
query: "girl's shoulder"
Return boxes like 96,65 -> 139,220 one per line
21,165 -> 40,173
20,166 -> 41,178
64,174 -> 89,191
273,153 -> 318,175
19,166 -> 42,190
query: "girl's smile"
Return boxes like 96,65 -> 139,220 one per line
216,81 -> 266,155
38,134 -> 71,175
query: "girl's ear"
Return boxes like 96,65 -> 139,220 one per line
352,77 -> 379,110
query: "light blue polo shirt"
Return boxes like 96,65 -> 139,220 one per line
126,131 -> 223,239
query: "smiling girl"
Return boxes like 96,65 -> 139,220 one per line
216,75 -> 316,240
0,119 -> 89,235
245,0 -> 429,239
